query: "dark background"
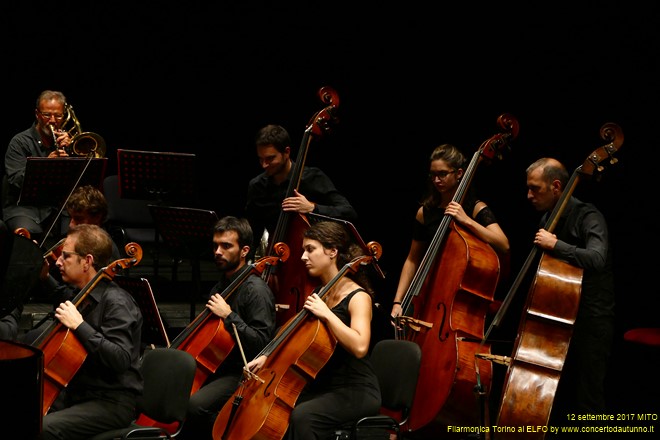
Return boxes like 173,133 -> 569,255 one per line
4,2 -> 659,415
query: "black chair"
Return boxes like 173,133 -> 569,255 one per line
90,348 -> 196,440
333,339 -> 422,440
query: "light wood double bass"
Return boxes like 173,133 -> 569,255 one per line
396,114 -> 519,436
31,242 -> 143,415
261,86 -> 340,328
492,123 -> 624,439
212,243 -> 382,440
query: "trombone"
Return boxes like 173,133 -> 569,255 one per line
53,103 -> 106,158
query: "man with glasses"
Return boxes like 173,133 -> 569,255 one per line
39,223 -> 144,440
3,90 -> 73,241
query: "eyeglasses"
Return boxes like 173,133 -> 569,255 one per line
37,109 -> 65,121
428,170 -> 456,180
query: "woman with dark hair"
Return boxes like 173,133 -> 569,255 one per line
245,220 -> 381,440
390,143 -> 510,318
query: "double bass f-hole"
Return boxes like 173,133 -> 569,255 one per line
436,302 -> 449,342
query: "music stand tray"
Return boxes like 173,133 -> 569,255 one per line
148,205 -> 219,321
117,149 -> 196,203
18,158 -> 107,207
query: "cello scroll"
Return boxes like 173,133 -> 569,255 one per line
99,242 -> 143,279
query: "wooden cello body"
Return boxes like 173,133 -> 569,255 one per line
32,243 -> 143,415
262,86 -> 340,328
212,249 -> 380,440
397,114 -> 519,436
494,122 -> 624,439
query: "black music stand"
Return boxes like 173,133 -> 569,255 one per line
307,213 -> 385,279
18,157 -> 107,207
116,149 -> 196,277
117,149 -> 196,204
148,205 -> 219,321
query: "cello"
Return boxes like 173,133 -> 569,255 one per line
492,123 -> 623,439
261,86 -> 340,328
31,242 -> 143,415
396,114 -> 519,436
170,242 -> 290,395
212,244 -> 382,440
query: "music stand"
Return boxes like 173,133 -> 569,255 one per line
18,157 -> 107,207
117,149 -> 196,204
148,205 -> 219,321
307,212 -> 385,279
114,275 -> 170,352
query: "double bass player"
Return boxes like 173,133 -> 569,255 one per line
391,143 -> 510,318
525,157 -> 615,438
244,124 -> 357,260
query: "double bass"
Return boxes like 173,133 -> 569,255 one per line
212,244 -> 382,440
396,114 -> 518,436
493,123 -> 623,439
31,242 -> 143,415
261,86 -> 340,328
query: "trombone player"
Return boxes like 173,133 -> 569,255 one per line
3,90 -> 73,242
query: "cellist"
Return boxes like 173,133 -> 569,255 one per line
390,144 -> 510,318
525,158 -> 615,437
244,124 -> 357,259
244,221 -> 381,439
180,216 -> 277,440
40,224 -> 143,440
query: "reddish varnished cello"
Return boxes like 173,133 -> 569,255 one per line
493,123 -> 623,439
31,242 -> 143,415
261,86 -> 340,328
170,243 -> 289,395
396,114 -> 519,437
211,244 -> 382,440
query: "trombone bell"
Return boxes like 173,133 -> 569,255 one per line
70,132 -> 106,158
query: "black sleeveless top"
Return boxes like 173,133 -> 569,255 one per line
307,288 -> 380,396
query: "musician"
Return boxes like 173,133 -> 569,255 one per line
526,157 -> 614,437
246,221 -> 381,439
27,185 -> 122,321
3,90 -> 72,242
181,216 -> 276,440
40,224 -> 143,440
244,124 -> 357,258
390,144 -> 510,318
